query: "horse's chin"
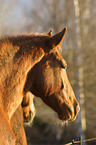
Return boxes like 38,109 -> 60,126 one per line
58,114 -> 72,121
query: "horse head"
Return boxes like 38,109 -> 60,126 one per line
24,28 -> 80,121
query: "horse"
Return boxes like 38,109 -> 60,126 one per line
0,28 -> 79,145
14,31 -> 80,145
14,45 -> 80,145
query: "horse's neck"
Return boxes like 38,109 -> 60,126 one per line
0,35 -> 45,118
0,35 -> 45,82
12,45 -> 44,89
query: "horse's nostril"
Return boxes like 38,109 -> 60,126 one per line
68,108 -> 72,116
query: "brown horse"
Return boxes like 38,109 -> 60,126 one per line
15,33 -> 79,145
0,28 -> 79,145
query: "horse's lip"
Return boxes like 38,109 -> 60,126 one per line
58,114 -> 71,121
58,111 -> 72,121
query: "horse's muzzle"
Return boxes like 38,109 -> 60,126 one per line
58,103 -> 80,121
71,104 -> 80,121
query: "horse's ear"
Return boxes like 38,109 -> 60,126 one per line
48,29 -> 53,36
49,27 -> 67,48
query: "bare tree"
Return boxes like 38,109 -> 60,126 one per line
0,0 -> 25,36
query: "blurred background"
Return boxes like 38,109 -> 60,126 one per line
0,0 -> 96,144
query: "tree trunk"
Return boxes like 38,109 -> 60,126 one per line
73,0 -> 86,139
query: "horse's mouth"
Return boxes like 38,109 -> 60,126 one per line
58,105 -> 80,121
58,112 -> 72,121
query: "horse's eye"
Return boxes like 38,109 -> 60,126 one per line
61,64 -> 65,69
59,59 -> 67,69
60,61 -> 66,69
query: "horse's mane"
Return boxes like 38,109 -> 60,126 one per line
0,33 -> 50,68
0,32 -> 49,44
